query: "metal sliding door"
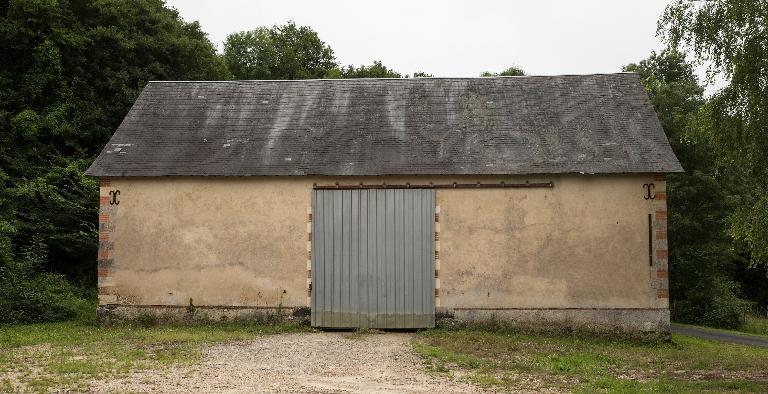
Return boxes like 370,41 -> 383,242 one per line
311,188 -> 435,328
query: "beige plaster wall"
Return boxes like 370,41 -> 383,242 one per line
98,174 -> 668,311
437,175 -> 667,310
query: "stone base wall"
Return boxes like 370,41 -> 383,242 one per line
97,304 -> 309,326
98,304 -> 669,337
440,308 -> 670,335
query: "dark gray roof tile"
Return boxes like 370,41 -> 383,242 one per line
85,74 -> 683,176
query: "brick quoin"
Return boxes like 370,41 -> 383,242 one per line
98,268 -> 109,278
99,214 -> 110,223
656,230 -> 667,240
98,233 -> 110,241
656,270 -> 669,278
657,289 -> 670,298
656,249 -> 669,259
98,250 -> 109,259
98,286 -> 114,295
655,211 -> 667,220
99,196 -> 109,205
655,191 -> 667,201
100,178 -> 111,187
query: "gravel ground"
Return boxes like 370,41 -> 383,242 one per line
90,332 -> 485,393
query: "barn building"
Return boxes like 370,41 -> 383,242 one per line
86,74 -> 682,332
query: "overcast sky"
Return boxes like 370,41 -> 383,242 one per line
166,1 -> 716,88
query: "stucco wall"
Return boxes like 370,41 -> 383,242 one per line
97,174 -> 668,315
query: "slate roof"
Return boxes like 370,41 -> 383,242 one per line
85,74 -> 683,176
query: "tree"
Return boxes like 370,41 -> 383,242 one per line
221,28 -> 275,80
0,0 -> 231,313
625,50 -> 750,327
623,50 -> 706,166
325,60 -> 402,79
224,21 -> 336,80
480,66 -> 526,77
1,0 -> 230,172
660,0 -> 768,270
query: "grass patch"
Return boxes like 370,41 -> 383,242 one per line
414,328 -> 768,393
741,314 -> 768,336
675,321 -> 768,340
0,320 -> 306,392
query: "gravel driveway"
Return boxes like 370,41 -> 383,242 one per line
90,332 -> 483,393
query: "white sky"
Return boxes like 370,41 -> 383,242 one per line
166,0 -> 720,91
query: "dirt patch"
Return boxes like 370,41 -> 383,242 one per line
89,332 -> 485,393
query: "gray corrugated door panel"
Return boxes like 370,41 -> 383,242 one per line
311,191 -> 318,327
311,189 -> 435,328
367,190 -> 378,327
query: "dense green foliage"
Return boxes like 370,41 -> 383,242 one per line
480,66 -> 526,77
223,21 -> 336,80
223,24 -> 419,80
660,0 -> 768,271
326,60 -> 402,79
624,50 -> 756,328
0,236 -> 91,323
0,0 -> 229,323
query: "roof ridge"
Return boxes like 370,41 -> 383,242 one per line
147,73 -> 639,83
